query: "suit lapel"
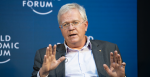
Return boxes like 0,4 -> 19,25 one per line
91,40 -> 106,77
55,44 -> 66,77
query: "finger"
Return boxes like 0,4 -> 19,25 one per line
117,54 -> 121,65
53,44 -> 56,56
57,56 -> 65,64
112,62 -> 119,71
51,55 -> 55,61
43,55 -> 47,63
114,51 -> 118,63
122,62 -> 126,68
49,44 -> 52,56
44,55 -> 50,63
110,52 -> 114,65
103,64 -> 111,75
111,62 -> 116,69
52,44 -> 57,60
46,47 -> 49,56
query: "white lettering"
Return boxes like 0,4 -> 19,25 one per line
88,36 -> 94,40
0,42 -> 19,49
34,1 -> 39,7
0,50 -> 11,56
57,43 -> 61,45
0,43 -> 2,48
11,43 -> 13,49
40,1 -> 45,7
23,1 -> 26,7
23,1 -> 53,8
46,2 -> 53,7
27,1 -> 33,7
3,50 -> 11,56
0,35 -> 4,41
3,43 -> 10,49
14,42 -> 19,49
0,50 -> 2,56
5,35 -> 11,41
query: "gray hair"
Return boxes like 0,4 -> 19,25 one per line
57,3 -> 88,25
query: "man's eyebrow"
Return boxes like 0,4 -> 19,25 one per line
62,20 -> 80,24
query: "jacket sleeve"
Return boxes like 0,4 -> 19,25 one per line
32,50 -> 42,77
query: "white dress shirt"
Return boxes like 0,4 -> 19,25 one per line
64,37 -> 98,77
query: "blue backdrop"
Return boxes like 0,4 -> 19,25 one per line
0,0 -> 137,77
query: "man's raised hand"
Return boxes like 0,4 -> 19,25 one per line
103,51 -> 126,77
39,44 -> 65,77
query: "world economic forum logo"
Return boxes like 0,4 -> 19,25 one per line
0,35 -> 19,64
22,0 -> 61,15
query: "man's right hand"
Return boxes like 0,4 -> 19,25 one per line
39,44 -> 65,77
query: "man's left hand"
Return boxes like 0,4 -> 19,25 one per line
103,51 -> 126,77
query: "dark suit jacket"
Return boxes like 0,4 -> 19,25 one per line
32,40 -> 121,77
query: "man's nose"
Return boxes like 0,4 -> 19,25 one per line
68,23 -> 75,30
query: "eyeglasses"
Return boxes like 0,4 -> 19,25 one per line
60,20 -> 85,29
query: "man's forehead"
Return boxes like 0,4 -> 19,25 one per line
59,9 -> 82,24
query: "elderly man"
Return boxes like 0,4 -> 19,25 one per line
32,3 -> 126,77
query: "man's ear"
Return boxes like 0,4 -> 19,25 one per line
84,21 -> 88,31
59,26 -> 61,29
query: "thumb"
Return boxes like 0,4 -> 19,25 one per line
57,56 -> 65,64
103,64 -> 111,74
